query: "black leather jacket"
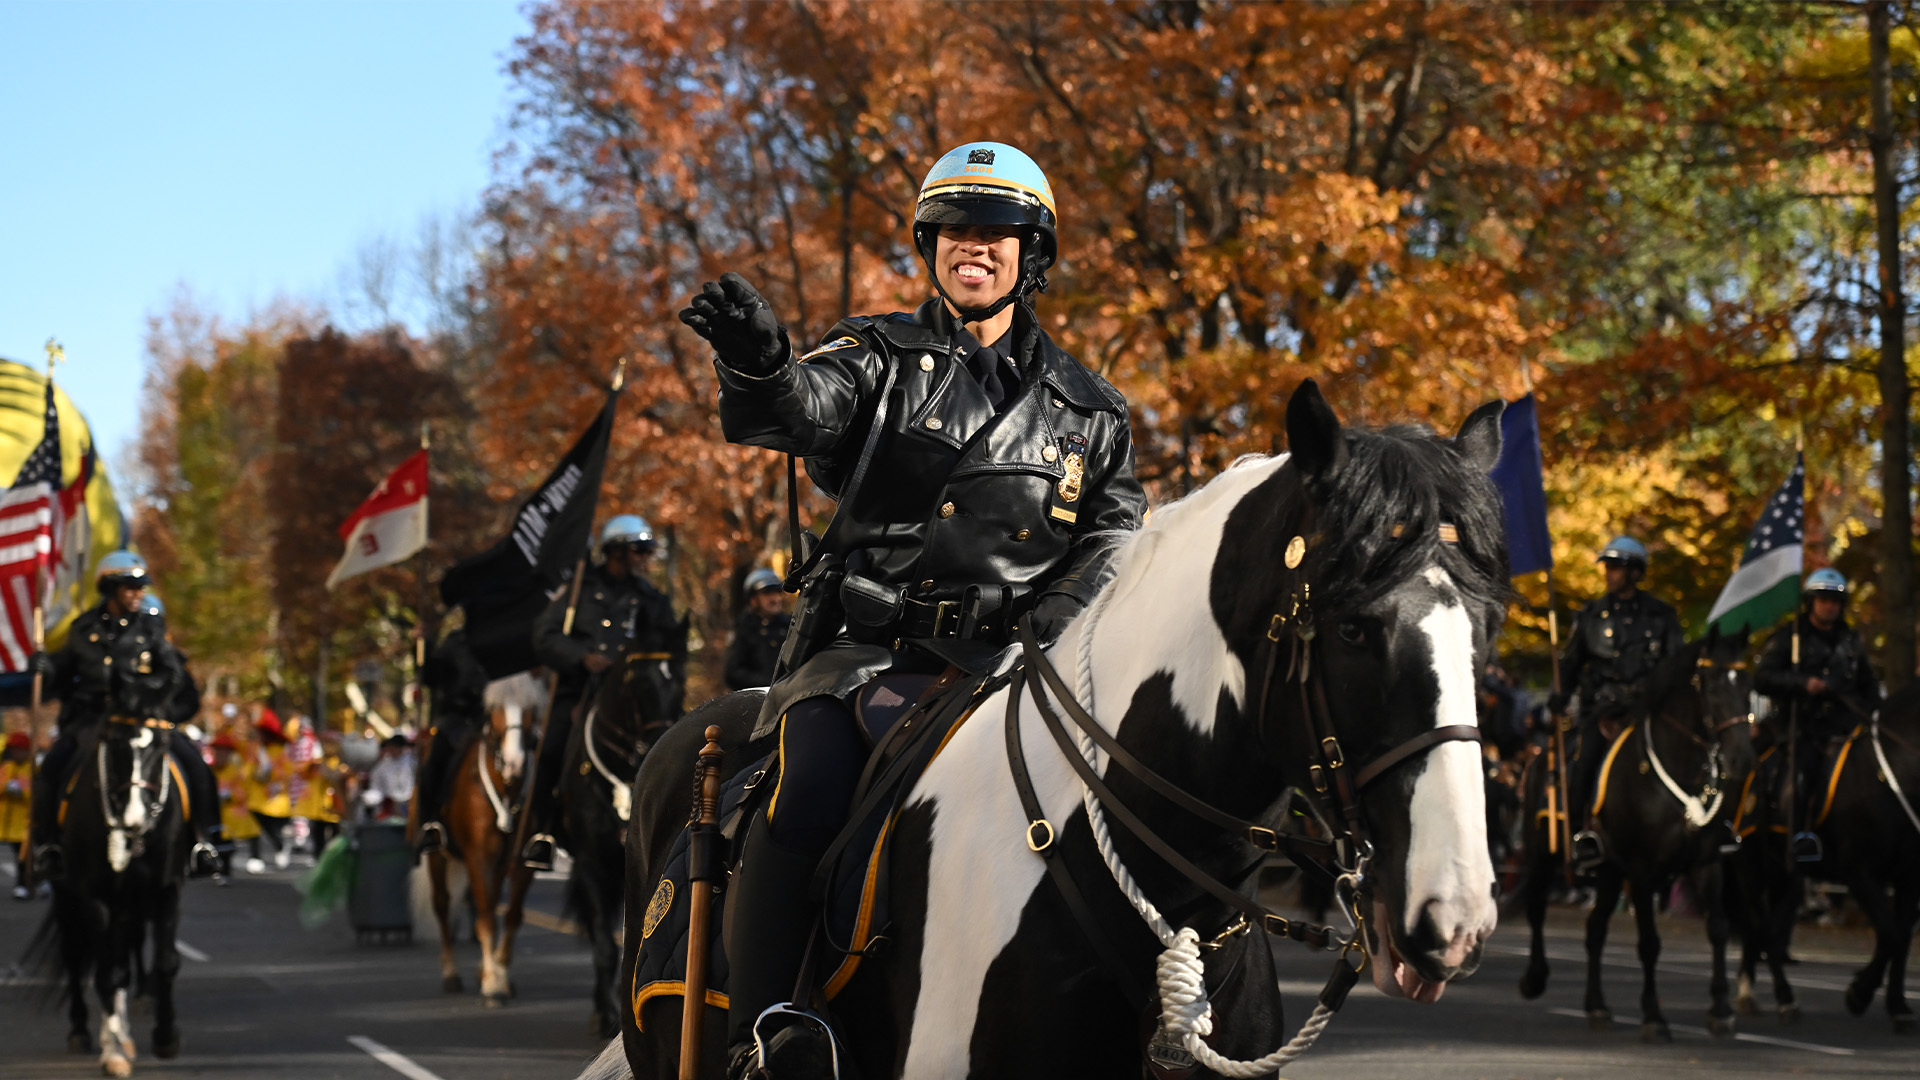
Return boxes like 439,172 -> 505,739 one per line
717,298 -> 1146,730
725,609 -> 790,692
1755,612 -> 1882,741
1556,589 -> 1683,722
47,603 -> 186,724
532,564 -> 680,703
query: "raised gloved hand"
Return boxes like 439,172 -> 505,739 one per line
1027,593 -> 1085,646
678,272 -> 787,375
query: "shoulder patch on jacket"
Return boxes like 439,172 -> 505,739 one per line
800,336 -> 863,363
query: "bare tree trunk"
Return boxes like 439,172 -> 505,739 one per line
1870,0 -> 1916,691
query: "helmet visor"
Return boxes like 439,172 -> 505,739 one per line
916,191 -> 1050,230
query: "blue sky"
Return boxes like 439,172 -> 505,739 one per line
0,0 -> 526,469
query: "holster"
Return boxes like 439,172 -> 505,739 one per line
775,557 -> 847,682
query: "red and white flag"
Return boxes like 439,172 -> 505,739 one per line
0,380 -> 69,671
326,450 -> 429,590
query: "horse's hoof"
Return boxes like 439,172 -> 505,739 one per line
1640,1019 -> 1672,1044
482,992 -> 508,1009
1777,1002 -> 1801,1024
100,1058 -> 132,1079
1893,1012 -> 1916,1035
1735,993 -> 1758,1017
1586,1008 -> 1612,1031
1707,1013 -> 1736,1038
1846,982 -> 1874,1017
1518,968 -> 1548,1000
442,974 -> 463,994
68,1032 -> 92,1054
153,1030 -> 179,1060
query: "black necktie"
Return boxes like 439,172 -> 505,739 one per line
960,330 -> 1017,412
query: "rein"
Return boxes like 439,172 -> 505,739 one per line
98,718 -> 176,869
583,651 -> 675,823
1638,657 -> 1752,831
1868,716 -> 1920,837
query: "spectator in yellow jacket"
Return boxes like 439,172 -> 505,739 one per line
210,734 -> 259,877
248,711 -> 294,870
1,732 -> 31,899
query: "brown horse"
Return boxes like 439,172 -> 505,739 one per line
427,673 -> 546,1005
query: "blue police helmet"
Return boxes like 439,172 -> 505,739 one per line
913,142 -> 1058,311
600,514 -> 655,552
1804,567 -> 1849,596
96,550 -> 149,595
742,568 -> 783,598
144,592 -> 165,618
1596,536 -> 1649,568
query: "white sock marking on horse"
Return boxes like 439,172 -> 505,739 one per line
1406,581 -> 1497,965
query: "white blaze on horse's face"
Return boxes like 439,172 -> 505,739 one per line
1372,566 -> 1497,999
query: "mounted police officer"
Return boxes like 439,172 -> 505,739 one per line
519,514 -> 680,870
27,552 -> 224,881
412,627 -> 493,857
1754,568 -> 1882,862
1549,536 -> 1684,870
724,568 -> 790,692
680,141 -> 1147,1079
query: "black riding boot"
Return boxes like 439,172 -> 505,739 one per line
413,728 -> 460,856
27,735 -> 76,882
724,812 -> 831,1079
521,710 -> 573,871
1566,731 -> 1605,872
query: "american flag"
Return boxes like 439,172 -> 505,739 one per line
0,381 -> 66,671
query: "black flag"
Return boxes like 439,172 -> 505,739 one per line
441,390 -> 617,676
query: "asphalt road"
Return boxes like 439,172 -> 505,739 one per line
3,852 -> 1917,1079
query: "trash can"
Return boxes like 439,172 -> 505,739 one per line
348,821 -> 413,944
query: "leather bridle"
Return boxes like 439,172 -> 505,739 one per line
1004,501 -> 1487,978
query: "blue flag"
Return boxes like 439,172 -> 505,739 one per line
1490,393 -> 1552,577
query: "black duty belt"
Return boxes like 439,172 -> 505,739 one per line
843,576 -> 1035,644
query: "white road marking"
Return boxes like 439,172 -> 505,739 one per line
174,939 -> 209,962
1545,1006 -> 1856,1056
349,1035 -> 449,1080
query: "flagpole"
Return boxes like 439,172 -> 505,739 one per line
511,358 -> 627,865
416,422 -> 431,734
24,340 -> 63,891
1786,427 -> 1804,873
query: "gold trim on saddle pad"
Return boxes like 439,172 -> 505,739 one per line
1589,723 -> 1637,818
1816,725 -> 1862,828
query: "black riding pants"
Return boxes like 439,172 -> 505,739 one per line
416,718 -> 478,825
765,696 -> 866,855
1566,712 -> 1629,829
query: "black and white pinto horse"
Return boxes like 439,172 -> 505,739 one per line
566,649 -> 682,1036
1517,629 -> 1755,1042
29,718 -> 194,1077
587,380 -> 1509,1080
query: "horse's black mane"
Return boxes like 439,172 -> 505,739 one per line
1294,423 -> 1510,616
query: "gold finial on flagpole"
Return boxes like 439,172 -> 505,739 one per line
611,356 -> 629,393
43,338 -> 64,376
420,421 -> 431,451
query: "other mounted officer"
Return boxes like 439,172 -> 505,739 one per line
412,627 -> 493,857
519,514 -> 680,870
1549,536 -> 1684,870
28,552 -> 224,881
724,568 -> 790,692
680,140 -> 1147,1079
1754,568 -> 1882,862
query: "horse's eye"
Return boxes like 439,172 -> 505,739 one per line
1336,620 -> 1368,647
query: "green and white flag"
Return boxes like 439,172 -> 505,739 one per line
1706,454 -> 1804,635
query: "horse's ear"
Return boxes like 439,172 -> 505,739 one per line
1454,399 -> 1505,473
1286,379 -> 1346,479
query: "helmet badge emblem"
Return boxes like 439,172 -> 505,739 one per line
967,148 -> 995,166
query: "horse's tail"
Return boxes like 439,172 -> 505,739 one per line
572,1036 -> 633,1080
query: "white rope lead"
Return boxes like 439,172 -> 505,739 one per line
1058,591 -> 1338,1077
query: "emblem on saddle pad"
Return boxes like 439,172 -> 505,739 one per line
642,878 -> 675,940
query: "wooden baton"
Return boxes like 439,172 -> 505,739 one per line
680,725 -> 726,1080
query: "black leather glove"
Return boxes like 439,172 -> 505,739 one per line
28,652 -> 53,678
1027,593 -> 1084,646
1547,691 -> 1569,716
678,272 -> 787,375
